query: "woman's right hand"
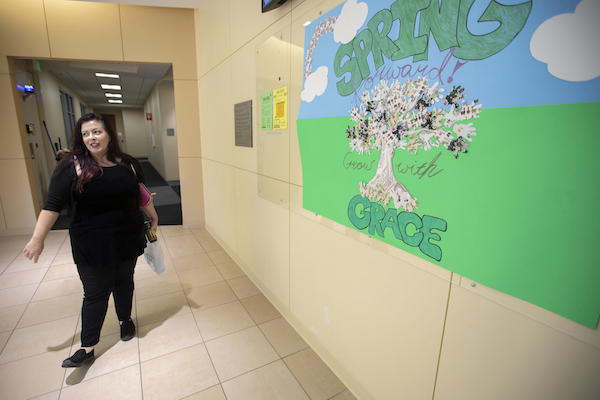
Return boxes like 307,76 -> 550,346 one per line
23,239 -> 44,263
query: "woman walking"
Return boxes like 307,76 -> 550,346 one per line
23,113 -> 158,368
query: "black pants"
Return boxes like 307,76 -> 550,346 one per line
77,259 -> 136,347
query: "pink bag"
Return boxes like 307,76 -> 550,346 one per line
137,182 -> 153,206
130,162 -> 153,206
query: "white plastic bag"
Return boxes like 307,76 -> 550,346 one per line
144,240 -> 165,275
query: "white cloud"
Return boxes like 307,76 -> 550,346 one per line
530,0 -> 600,82
333,0 -> 369,44
301,66 -> 329,103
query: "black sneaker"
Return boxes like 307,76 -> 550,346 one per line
62,349 -> 95,368
120,319 -> 136,341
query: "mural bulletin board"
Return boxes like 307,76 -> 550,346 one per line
296,0 -> 600,328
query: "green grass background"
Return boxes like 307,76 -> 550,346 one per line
297,102 -> 600,328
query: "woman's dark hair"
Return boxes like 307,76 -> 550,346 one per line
58,113 -> 133,192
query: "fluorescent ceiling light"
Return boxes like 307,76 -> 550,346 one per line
303,21 -> 311,26
105,93 -> 122,98
95,72 -> 120,79
101,84 -> 121,90
108,99 -> 123,104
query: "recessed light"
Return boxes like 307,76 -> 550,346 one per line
101,84 -> 121,90
95,72 -> 120,79
108,99 -> 123,104
303,21 -> 311,26
105,93 -> 122,98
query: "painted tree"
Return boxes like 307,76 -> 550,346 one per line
346,77 -> 482,212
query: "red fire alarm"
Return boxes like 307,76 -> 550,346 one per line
146,113 -> 153,120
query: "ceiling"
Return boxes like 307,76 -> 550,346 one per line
37,60 -> 173,109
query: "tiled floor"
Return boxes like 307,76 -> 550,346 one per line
0,226 -> 357,400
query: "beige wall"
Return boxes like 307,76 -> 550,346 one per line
0,0 -> 202,234
144,80 -> 180,181
38,69 -> 89,150
122,108 -> 147,158
195,1 -> 600,399
159,82 -> 179,181
12,59 -> 52,211
144,82 -> 166,178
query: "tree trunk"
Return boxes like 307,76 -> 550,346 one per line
360,141 -> 417,211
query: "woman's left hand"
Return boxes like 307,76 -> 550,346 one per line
141,202 -> 159,235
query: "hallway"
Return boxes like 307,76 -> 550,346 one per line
0,227 -> 356,400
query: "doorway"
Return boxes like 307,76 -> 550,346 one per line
13,58 -> 182,227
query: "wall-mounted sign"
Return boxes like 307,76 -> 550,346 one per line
234,100 -> 253,147
272,86 -> 287,129
146,113 -> 152,121
297,0 -> 600,328
261,91 -> 273,130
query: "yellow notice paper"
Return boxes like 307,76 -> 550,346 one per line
273,86 -> 288,129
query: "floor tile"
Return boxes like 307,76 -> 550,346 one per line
0,348 -> 70,400
138,313 -> 203,362
164,233 -> 201,247
58,239 -> 73,254
284,348 -> 347,400
183,385 -> 227,400
240,294 -> 281,324
45,231 -> 69,244
159,226 -> 192,238
135,257 -> 175,281
50,251 -> 75,266
64,332 -> 140,386
5,255 -> 53,273
184,281 -> 238,311
0,316 -> 78,364
135,271 -> 183,301
331,389 -> 359,400
136,290 -> 191,327
221,360 -> 310,400
205,326 -> 279,382
0,284 -> 39,308
0,331 -> 11,351
259,317 -> 308,357
167,242 -> 205,258
206,250 -> 232,264
194,301 -> 255,341
191,228 -> 215,242
31,276 -> 83,302
0,248 -> 20,262
0,304 -> 27,332
200,240 -> 223,252
178,265 -> 224,290
60,364 -> 142,400
215,261 -> 245,280
172,253 -> 215,272
141,343 -> 219,400
0,228 -> 351,400
0,268 -> 46,290
30,390 -> 60,400
17,293 -> 82,328
0,235 -> 30,251
42,263 -> 78,282
228,276 -> 261,299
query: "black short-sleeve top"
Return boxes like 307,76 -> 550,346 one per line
43,157 -> 146,267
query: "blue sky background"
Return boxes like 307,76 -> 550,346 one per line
298,0 -> 600,120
